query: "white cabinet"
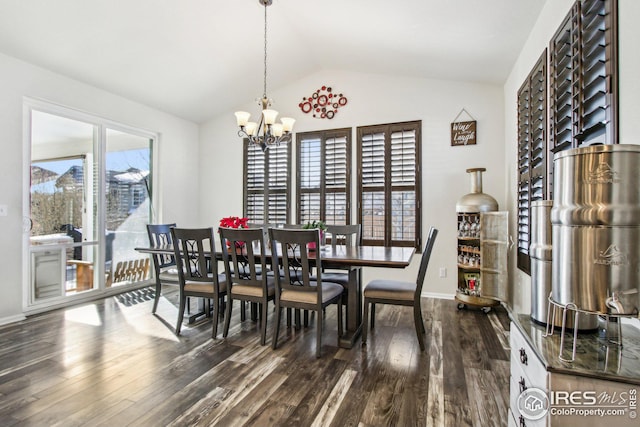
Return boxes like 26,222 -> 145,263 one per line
510,322 -> 640,427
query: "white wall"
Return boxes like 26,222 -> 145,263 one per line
503,0 -> 640,314
199,69 -> 506,297
0,52 -> 199,324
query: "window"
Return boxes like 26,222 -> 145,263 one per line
243,141 -> 291,224
296,128 -> 351,225
516,0 -> 617,274
549,0 -> 618,196
357,121 -> 421,248
517,51 -> 547,274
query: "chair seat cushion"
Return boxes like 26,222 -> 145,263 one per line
281,281 -> 343,304
184,273 -> 227,294
231,277 -> 276,297
364,279 -> 415,301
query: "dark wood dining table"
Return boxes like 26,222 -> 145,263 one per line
135,244 -> 415,348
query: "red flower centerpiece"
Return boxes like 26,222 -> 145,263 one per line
219,216 -> 249,249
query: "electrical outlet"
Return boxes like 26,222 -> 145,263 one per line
0,204 -> 7,217
439,267 -> 447,278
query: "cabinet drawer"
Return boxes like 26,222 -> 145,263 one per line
511,323 -> 547,388
509,374 -> 548,427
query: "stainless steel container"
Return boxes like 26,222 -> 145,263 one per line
530,201 -> 553,325
551,144 -> 640,316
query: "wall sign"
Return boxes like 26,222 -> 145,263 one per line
451,108 -> 477,146
299,85 -> 347,119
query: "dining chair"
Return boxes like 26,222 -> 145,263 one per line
322,224 -> 362,287
219,227 -> 275,345
146,223 -> 182,314
321,224 -> 362,324
269,228 -> 344,358
362,226 -> 438,351
171,227 -> 227,338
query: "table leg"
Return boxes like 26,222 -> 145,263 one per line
339,268 -> 362,348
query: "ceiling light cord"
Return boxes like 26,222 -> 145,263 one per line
263,2 -> 268,100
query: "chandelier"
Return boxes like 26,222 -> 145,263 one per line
234,0 -> 295,152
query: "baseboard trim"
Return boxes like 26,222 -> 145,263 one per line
421,291 -> 455,300
0,314 -> 27,327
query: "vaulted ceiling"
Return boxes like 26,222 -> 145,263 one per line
0,0 -> 545,123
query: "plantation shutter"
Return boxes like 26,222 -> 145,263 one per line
244,142 -> 265,223
357,121 -> 421,248
296,129 -> 351,225
390,127 -> 417,244
243,140 -> 291,223
549,0 -> 617,196
517,52 -> 547,274
267,144 -> 290,224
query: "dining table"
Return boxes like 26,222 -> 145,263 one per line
135,243 -> 415,349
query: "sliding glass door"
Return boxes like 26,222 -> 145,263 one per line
26,101 -> 156,310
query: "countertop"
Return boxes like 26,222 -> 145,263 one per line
510,312 -> 640,386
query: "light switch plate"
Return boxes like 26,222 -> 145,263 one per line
439,267 -> 447,278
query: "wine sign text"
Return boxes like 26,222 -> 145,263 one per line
451,120 -> 477,146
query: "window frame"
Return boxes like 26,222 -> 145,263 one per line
356,120 -> 422,249
242,140 -> 291,224
295,128 -> 352,225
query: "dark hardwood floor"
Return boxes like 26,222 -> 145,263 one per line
0,287 -> 511,426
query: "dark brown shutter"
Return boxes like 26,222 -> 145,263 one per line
243,140 -> 290,223
296,128 -> 351,225
549,0 -> 617,198
517,51 -> 547,274
357,121 -> 421,248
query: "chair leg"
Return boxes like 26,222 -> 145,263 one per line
176,292 -> 186,335
413,304 -> 426,351
370,303 -> 376,329
294,309 -> 301,330
362,298 -> 369,345
152,280 -> 161,314
272,306 -> 282,350
316,308 -> 322,358
212,295 -> 221,339
223,295 -> 234,338
260,301 -> 268,346
286,308 -> 292,327
240,300 -> 246,321
337,299 -> 343,345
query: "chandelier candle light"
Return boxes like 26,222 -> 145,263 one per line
234,0 -> 295,152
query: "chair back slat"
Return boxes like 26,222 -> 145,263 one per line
269,228 -> 321,295
325,224 -> 362,248
219,227 -> 268,288
415,227 -> 438,296
171,227 -> 218,284
147,223 -> 176,269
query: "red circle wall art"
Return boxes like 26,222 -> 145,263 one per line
299,85 -> 348,119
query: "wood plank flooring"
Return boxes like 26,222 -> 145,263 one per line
0,287 -> 511,426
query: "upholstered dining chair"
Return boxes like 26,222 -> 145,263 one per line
269,228 -> 344,358
219,227 -> 275,345
146,223 -> 181,314
170,227 -> 227,338
362,226 -> 438,351
320,224 -> 362,324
